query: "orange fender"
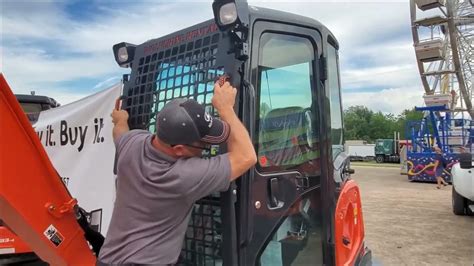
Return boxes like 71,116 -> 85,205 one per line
335,180 -> 365,266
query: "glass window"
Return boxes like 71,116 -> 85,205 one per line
327,43 -> 343,158
20,102 -> 43,113
257,33 -> 319,172
259,191 -> 323,265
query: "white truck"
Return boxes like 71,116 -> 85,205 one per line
452,152 -> 474,215
345,141 -> 375,161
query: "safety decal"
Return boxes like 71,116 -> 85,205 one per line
43,224 -> 64,247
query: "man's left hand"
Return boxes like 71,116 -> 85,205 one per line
111,109 -> 129,125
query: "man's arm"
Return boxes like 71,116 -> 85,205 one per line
212,82 -> 257,181
111,108 -> 130,142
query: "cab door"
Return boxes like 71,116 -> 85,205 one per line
239,21 -> 330,265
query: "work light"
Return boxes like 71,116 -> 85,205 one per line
212,0 -> 249,32
117,47 -> 128,62
112,42 -> 136,68
219,3 -> 238,26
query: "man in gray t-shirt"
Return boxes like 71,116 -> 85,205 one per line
98,80 -> 257,265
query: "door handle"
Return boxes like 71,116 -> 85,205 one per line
268,178 -> 284,209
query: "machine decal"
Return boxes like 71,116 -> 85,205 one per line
43,225 -> 64,247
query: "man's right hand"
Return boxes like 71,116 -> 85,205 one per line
211,80 -> 257,181
212,81 -> 237,113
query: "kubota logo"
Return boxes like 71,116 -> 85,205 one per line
204,112 -> 213,128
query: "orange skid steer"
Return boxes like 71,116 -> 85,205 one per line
0,74 -> 97,265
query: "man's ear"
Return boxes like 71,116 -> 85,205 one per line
171,145 -> 187,157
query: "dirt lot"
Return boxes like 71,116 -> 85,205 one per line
352,165 -> 474,266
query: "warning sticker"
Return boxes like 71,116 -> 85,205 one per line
43,225 -> 64,247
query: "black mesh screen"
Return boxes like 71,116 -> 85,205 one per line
122,22 -> 227,266
124,31 -> 223,131
180,196 -> 223,265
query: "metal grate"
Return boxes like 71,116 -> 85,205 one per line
124,25 -> 224,131
122,21 -> 227,266
179,196 -> 223,266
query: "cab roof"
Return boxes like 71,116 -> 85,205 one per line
15,94 -> 59,107
248,5 -> 339,48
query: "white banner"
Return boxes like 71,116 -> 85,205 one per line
33,83 -> 121,235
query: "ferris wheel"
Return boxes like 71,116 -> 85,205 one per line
410,0 -> 473,119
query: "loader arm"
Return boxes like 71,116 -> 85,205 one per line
0,74 -> 96,266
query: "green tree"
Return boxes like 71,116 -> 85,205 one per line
396,108 -> 424,139
369,111 -> 398,140
343,106 -> 412,142
344,106 -> 374,142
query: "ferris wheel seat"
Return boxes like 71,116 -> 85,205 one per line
423,93 -> 452,107
414,16 -> 448,27
415,39 -> 446,62
415,0 -> 445,11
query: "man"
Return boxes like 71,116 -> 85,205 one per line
433,146 -> 448,189
98,81 -> 257,265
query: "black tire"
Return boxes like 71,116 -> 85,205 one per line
452,186 -> 466,215
375,155 -> 384,163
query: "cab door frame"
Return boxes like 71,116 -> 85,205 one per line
238,19 -> 334,265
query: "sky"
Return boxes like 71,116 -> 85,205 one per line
0,0 -> 427,115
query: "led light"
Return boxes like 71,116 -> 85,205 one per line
112,42 -> 136,68
117,47 -> 128,63
219,3 -> 238,25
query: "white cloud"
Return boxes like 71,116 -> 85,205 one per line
342,64 -> 420,90
342,86 -> 424,114
3,47 -> 114,81
1,1 -> 212,104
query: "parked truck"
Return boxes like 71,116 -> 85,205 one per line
345,141 -> 375,161
452,152 -> 474,216
375,132 -> 402,163
15,93 -> 59,123
0,1 -> 372,265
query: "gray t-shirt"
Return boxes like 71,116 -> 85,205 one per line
98,130 -> 231,265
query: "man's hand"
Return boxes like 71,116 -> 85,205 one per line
212,81 -> 237,113
111,109 -> 129,125
211,81 -> 257,181
111,100 -> 130,142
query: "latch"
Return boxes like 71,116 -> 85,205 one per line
268,178 -> 284,209
45,198 -> 78,219
295,176 -> 309,190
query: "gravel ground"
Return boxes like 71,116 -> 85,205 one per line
352,165 -> 474,266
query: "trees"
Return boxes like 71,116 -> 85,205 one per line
396,108 -> 424,139
343,106 -> 422,142
344,106 -> 372,141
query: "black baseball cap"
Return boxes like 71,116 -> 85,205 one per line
156,98 -> 230,145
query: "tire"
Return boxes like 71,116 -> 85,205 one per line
452,186 -> 466,215
375,155 -> 384,163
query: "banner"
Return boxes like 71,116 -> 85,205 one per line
33,83 -> 121,234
